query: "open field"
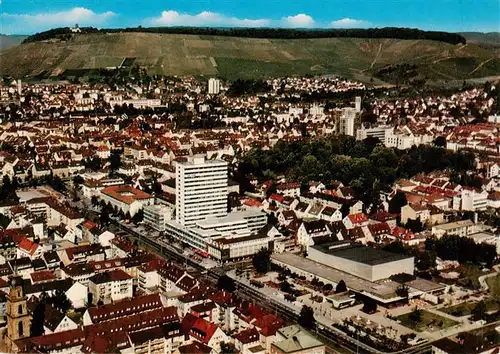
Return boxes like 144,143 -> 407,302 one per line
1,33 -> 499,82
396,310 -> 459,332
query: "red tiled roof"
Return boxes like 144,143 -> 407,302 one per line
235,327 -> 260,344
65,243 -> 104,261
177,342 -> 213,354
243,199 -> 263,207
18,237 -> 39,255
488,191 -> 500,201
89,269 -> 132,284
16,329 -> 86,352
82,219 -> 98,230
347,213 -> 368,224
208,290 -> 235,306
30,270 -> 56,283
101,185 -> 152,205
110,236 -> 137,253
277,182 -> 300,190
269,193 -> 284,203
367,222 -> 391,236
189,316 -> 219,344
392,227 -> 415,240
81,331 -> 130,354
369,211 -> 397,222
90,258 -> 125,272
88,293 -> 163,324
87,306 -> 178,336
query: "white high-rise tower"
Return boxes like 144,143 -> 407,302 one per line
17,80 -> 22,96
175,155 -> 228,226
208,78 -> 220,95
340,107 -> 357,136
355,96 -> 362,112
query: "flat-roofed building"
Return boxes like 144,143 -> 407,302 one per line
144,204 -> 173,231
431,220 -> 491,238
165,210 -> 268,261
308,243 -> 414,282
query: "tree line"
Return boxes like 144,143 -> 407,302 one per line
239,135 -> 475,210
23,27 -> 466,45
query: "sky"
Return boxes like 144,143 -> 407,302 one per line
1,0 -> 499,35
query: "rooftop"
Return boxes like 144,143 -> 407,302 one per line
311,243 -> 411,265
101,185 -> 152,205
273,325 -> 324,353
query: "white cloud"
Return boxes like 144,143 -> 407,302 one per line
0,7 -> 115,34
330,18 -> 370,28
282,14 -> 315,28
151,10 -> 270,27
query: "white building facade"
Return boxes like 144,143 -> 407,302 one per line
176,156 -> 228,226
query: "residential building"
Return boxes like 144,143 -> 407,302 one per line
356,125 -> 391,141
401,204 -> 431,224
431,220 -> 491,238
88,269 -> 133,305
460,188 -> 489,211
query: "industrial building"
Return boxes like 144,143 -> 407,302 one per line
307,243 -> 414,282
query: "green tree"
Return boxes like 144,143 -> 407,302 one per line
405,217 -> 424,233
389,191 -> 408,214
323,283 -> 333,292
30,297 -> 46,336
108,151 -> 122,175
252,247 -> 272,274
220,342 -> 238,354
409,309 -> 422,323
415,251 -> 436,270
362,298 -> 377,314
100,208 -> 110,225
434,136 -> 446,147
49,289 -> 72,314
131,209 -> 144,224
217,275 -> 236,293
336,280 -> 347,293
471,301 -> 486,321
73,175 -> 84,186
298,305 -> 316,330
50,175 -> 66,193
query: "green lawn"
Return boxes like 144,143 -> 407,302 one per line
440,302 -> 476,317
397,311 -> 459,332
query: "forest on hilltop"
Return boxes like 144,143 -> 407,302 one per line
23,26 -> 467,45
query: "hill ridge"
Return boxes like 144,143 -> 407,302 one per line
1,32 -> 498,83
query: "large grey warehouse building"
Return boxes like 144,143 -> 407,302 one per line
307,243 -> 414,281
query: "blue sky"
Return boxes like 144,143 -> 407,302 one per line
1,0 -> 499,34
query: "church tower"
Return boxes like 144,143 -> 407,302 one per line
5,276 -> 31,353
